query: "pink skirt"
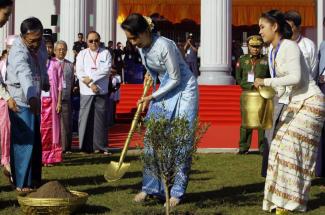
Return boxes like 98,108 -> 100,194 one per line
0,99 -> 10,166
41,97 -> 62,164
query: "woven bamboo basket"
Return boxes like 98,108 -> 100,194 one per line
17,190 -> 88,215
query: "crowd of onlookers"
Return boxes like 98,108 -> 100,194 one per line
0,22 -> 201,190
0,16 -> 126,193
0,0 -> 199,194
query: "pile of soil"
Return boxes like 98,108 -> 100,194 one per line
28,181 -> 76,198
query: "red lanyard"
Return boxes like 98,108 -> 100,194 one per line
250,59 -> 257,66
88,49 -> 99,69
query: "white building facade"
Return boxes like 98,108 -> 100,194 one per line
0,0 -> 324,85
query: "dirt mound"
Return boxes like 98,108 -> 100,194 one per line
28,181 -> 76,198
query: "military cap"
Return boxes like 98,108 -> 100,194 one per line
247,35 -> 263,46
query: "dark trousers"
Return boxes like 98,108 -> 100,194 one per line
60,101 -> 72,152
79,94 -> 108,153
72,95 -> 80,133
239,126 -> 265,152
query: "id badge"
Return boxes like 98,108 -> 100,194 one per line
63,80 -> 67,89
247,72 -> 255,83
41,90 -> 50,97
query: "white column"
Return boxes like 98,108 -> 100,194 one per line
0,13 -> 14,52
0,24 -> 9,52
317,0 -> 325,48
199,0 -> 234,85
59,0 -> 86,61
95,0 -> 117,45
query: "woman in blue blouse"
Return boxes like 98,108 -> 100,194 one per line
121,13 -> 198,207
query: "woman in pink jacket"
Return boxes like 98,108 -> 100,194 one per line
41,39 -> 63,166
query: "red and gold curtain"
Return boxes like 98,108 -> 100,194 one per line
118,0 -> 316,27
233,0 -> 316,27
118,0 -> 200,24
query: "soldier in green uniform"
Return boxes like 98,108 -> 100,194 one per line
236,35 -> 270,154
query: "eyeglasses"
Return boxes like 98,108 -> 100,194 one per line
88,39 -> 99,44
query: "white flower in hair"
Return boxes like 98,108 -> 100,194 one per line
143,16 -> 154,32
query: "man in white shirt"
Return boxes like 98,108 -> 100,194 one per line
76,31 -> 111,154
285,10 -> 318,79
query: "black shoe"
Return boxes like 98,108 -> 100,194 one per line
237,150 -> 249,155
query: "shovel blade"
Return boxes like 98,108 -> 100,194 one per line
104,161 -> 130,182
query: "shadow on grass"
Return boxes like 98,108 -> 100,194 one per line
0,184 -> 14,192
124,170 -> 143,179
62,154 -> 141,166
189,170 -> 210,175
190,177 -> 213,182
308,191 -> 325,211
43,175 -> 107,187
82,182 -> 142,195
126,204 -> 222,215
76,204 -> 110,214
308,178 -> 325,211
0,199 -> 19,210
42,170 -> 142,188
185,182 -> 265,208
311,177 -> 325,186
185,181 -> 325,212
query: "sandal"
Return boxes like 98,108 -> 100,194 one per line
276,208 -> 289,215
164,197 -> 181,208
133,192 -> 147,203
16,187 -> 34,196
103,151 -> 112,155
3,168 -> 14,187
3,167 -> 11,178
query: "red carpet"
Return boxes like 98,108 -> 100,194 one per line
73,84 -> 259,150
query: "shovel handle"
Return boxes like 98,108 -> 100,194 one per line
117,77 -> 152,166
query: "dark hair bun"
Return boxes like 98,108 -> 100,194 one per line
261,10 -> 293,39
121,13 -> 157,36
283,22 -> 293,39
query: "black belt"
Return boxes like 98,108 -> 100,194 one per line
7,83 -> 21,88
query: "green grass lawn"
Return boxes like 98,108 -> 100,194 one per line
1,153 -> 325,215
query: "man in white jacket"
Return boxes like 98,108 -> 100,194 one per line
76,31 -> 111,154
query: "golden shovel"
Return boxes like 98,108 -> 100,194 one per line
104,77 -> 152,182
